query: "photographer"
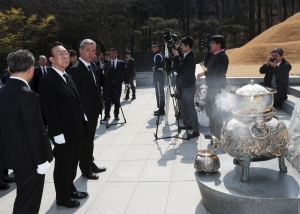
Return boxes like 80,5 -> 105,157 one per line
172,36 -> 199,139
259,47 -> 291,107
197,35 -> 229,142
152,42 -> 165,116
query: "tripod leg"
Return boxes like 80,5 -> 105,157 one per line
120,105 -> 126,123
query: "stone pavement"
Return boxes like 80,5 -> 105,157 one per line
0,86 -> 292,214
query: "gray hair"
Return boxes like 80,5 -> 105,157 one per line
7,49 -> 35,73
79,39 -> 96,49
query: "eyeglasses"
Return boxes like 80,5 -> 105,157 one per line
55,52 -> 70,57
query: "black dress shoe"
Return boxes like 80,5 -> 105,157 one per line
204,134 -> 211,139
0,182 -> 9,190
92,166 -> 106,173
2,176 -> 15,183
71,191 -> 88,199
154,109 -> 159,114
179,125 -> 192,130
131,97 -> 136,100
82,172 -> 99,180
154,111 -> 165,116
123,97 -> 129,100
188,132 -> 200,139
114,116 -> 120,120
56,198 -> 80,208
101,117 -> 108,121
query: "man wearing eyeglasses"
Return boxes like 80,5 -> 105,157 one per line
259,47 -> 292,107
39,42 -> 88,208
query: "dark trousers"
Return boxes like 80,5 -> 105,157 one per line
105,86 -> 122,117
13,169 -> 45,214
154,72 -> 165,111
79,117 -> 98,173
53,140 -> 82,200
126,76 -> 136,98
206,88 -> 224,140
181,86 -> 199,133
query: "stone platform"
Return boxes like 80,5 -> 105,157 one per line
195,151 -> 300,214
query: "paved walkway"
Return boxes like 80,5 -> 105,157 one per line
0,86 -> 292,214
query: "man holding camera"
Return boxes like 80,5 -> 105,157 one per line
172,36 -> 199,139
259,47 -> 291,107
152,42 -> 165,116
197,35 -> 229,143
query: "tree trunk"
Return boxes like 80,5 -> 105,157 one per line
257,0 -> 262,34
265,0 -> 270,29
248,0 -> 255,40
282,0 -> 288,20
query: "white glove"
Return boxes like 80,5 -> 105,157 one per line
173,71 -> 178,76
37,161 -> 50,174
54,133 -> 66,144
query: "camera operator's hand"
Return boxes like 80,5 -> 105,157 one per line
171,48 -> 179,56
197,71 -> 205,79
267,56 -> 277,67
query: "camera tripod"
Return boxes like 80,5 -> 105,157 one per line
153,59 -> 190,140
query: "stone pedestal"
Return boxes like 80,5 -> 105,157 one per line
195,153 -> 300,214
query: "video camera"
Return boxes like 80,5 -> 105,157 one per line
200,28 -> 216,50
163,28 -> 178,52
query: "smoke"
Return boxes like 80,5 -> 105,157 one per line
215,88 -> 236,112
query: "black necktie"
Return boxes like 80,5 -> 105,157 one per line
43,67 -> 46,75
112,60 -> 115,69
63,74 -> 78,99
87,65 -> 96,85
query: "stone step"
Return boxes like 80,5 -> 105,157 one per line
282,94 -> 298,115
288,86 -> 300,98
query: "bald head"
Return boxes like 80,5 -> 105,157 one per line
38,55 -> 47,67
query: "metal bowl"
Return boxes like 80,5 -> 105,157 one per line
230,80 -> 277,114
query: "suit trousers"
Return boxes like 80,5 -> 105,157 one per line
154,72 -> 165,110
79,117 -> 98,173
13,169 -> 45,214
105,86 -> 122,117
206,88 -> 224,140
181,86 -> 199,133
126,76 -> 136,98
53,140 -> 82,200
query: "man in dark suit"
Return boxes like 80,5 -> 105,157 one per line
259,47 -> 292,107
39,42 -> 88,208
124,51 -> 136,100
102,48 -> 129,121
197,35 -> 229,143
65,49 -> 78,73
32,55 -> 50,94
69,39 -> 106,180
0,49 -> 53,213
172,36 -> 199,139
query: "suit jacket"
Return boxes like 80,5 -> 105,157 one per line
204,50 -> 228,89
174,51 -> 196,88
259,58 -> 291,101
39,68 -> 85,142
105,59 -> 128,89
68,60 -> 101,120
125,58 -> 135,78
32,66 -> 51,93
1,69 -> 10,85
0,78 -> 53,170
